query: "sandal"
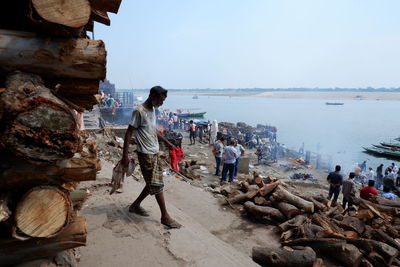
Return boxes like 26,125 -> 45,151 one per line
128,205 -> 150,216
162,220 -> 182,229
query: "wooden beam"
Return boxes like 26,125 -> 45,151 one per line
89,0 -> 122,14
32,0 -> 91,28
0,29 -> 106,80
91,10 -> 111,26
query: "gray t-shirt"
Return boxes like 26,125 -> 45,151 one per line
130,105 -> 159,154
214,141 -> 224,157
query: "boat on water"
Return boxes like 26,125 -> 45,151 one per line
177,111 -> 206,118
192,95 -> 199,99
325,102 -> 344,105
373,144 -> 400,151
380,142 -> 400,149
363,146 -> 400,159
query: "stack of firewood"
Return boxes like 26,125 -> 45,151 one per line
0,0 -> 122,265
215,172 -> 400,266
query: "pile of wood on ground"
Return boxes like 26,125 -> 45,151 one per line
212,172 -> 400,267
0,0 -> 122,265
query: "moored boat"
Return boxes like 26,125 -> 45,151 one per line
177,112 -> 206,118
372,144 -> 400,151
325,102 -> 344,105
380,142 -> 400,149
363,146 -> 400,159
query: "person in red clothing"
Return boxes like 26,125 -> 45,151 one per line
360,180 -> 378,200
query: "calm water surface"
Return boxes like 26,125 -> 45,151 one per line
139,94 -> 400,172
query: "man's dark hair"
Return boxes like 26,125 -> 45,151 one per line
149,86 -> 168,97
368,180 -> 375,187
219,136 -> 225,141
349,172 -> 355,179
383,186 -> 390,193
228,139 -> 235,145
190,120 -> 193,123
335,165 -> 341,171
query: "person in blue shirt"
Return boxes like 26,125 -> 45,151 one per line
381,186 -> 397,200
221,139 -> 240,183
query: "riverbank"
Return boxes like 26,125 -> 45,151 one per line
169,90 -> 400,101
77,129 -> 329,266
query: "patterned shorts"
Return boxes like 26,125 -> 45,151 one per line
137,152 -> 164,195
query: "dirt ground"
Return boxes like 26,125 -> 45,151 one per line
77,130 -> 331,266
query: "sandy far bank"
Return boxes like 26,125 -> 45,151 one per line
254,91 -> 400,101
170,90 -> 400,101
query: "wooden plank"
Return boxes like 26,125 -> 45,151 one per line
32,0 -> 91,28
0,29 -> 106,80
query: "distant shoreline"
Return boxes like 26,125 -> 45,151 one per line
168,90 -> 400,101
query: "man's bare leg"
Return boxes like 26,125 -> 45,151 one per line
129,186 -> 150,216
155,192 -> 181,228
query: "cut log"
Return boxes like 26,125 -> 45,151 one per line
298,223 -> 324,239
371,229 -> 400,250
278,215 -> 307,232
0,71 -> 80,162
309,197 -> 327,212
254,196 -> 271,206
252,246 -> 316,267
32,0 -> 91,28
274,201 -> 301,219
14,186 -> 72,238
272,185 -> 314,213
0,29 -> 106,80
46,78 -> 100,95
92,10 -> 111,26
0,141 -> 100,190
312,213 -> 342,233
372,196 -> 400,207
226,191 -> 257,205
336,217 -> 365,235
243,201 -> 285,222
253,176 -> 265,188
220,184 -> 241,196
259,181 -> 280,196
239,181 -> 251,192
282,238 -> 362,267
357,209 -> 374,220
89,0 -> 122,13
281,228 -> 297,241
0,217 -> 86,266
0,193 -> 11,222
345,238 -> 399,265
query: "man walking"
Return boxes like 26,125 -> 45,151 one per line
342,172 -> 356,210
327,165 -> 343,207
121,86 -> 181,229
189,120 -> 196,145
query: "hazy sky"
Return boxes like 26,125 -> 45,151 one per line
96,0 -> 400,89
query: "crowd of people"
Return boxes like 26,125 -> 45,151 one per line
355,161 -> 400,191
327,163 -> 400,209
212,137 -> 245,183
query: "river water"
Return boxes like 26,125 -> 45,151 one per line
139,94 -> 400,172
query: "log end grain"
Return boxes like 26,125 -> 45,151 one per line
15,187 -> 72,238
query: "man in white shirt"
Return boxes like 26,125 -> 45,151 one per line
367,167 -> 375,182
121,86 -> 181,229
